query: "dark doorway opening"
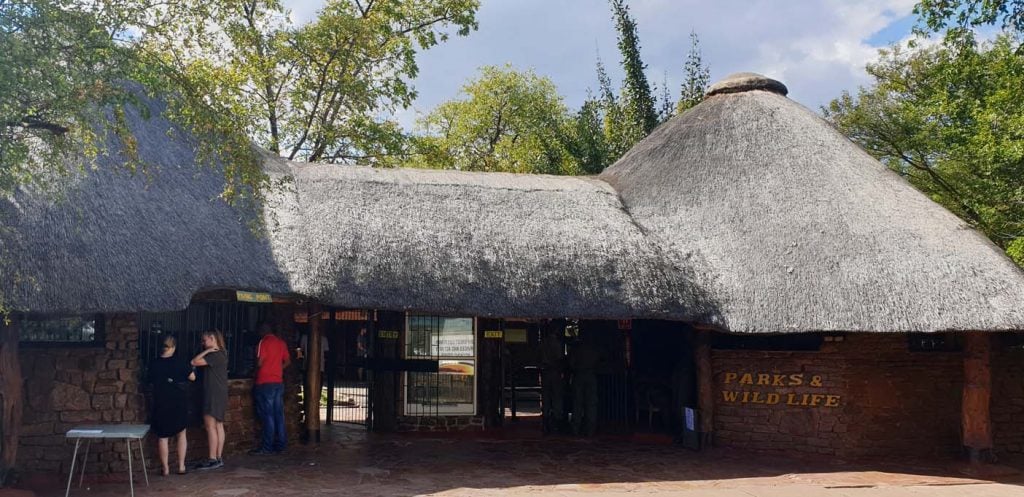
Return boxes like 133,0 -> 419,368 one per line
630,320 -> 695,437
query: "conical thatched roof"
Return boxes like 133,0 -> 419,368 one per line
5,76 -> 1024,332
600,72 -> 1024,333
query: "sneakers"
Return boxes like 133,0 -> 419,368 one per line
195,458 -> 224,470
247,448 -> 274,456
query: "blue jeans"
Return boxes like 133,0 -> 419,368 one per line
254,383 -> 286,452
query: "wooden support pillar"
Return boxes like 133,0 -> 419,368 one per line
305,304 -> 323,443
694,329 -> 714,449
0,320 -> 23,474
962,332 -> 995,463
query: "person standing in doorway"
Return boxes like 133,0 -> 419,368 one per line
251,323 -> 291,455
192,330 -> 228,470
149,335 -> 195,476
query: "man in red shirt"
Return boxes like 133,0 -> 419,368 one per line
251,323 -> 291,454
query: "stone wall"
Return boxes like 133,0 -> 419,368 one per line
21,314 -> 145,474
712,334 -> 964,458
992,335 -> 1024,454
19,311 -> 303,475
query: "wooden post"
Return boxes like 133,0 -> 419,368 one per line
962,332 -> 995,463
0,320 -> 23,474
305,304 -> 323,443
694,328 -> 714,449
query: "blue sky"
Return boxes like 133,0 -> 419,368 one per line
286,0 -> 921,128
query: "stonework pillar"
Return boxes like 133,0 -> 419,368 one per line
963,332 -> 995,463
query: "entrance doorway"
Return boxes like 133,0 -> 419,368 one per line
323,311 -> 371,426
502,321 -> 542,425
629,320 -> 695,436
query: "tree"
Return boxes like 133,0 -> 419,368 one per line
824,34 -> 1024,267
610,0 -> 657,136
677,30 -> 710,114
595,56 -> 632,162
408,65 -> 578,175
142,0 -> 479,165
657,71 -> 675,123
914,0 -> 1024,46
566,94 -> 611,175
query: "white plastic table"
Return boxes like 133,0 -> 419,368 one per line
65,424 -> 150,497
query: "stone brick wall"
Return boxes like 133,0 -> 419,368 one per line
19,311 -> 303,475
712,334 -> 964,458
992,336 -> 1024,454
21,314 -> 144,474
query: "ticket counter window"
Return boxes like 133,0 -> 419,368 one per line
404,315 -> 476,415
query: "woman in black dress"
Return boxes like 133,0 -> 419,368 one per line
192,330 -> 228,470
149,335 -> 195,476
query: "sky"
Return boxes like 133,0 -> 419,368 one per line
285,0 -> 921,129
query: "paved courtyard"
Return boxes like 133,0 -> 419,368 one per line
31,425 -> 1024,497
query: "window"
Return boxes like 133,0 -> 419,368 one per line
404,315 -> 476,415
19,314 -> 105,346
139,302 -> 270,379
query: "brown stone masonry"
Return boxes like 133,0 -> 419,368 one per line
19,313 -> 302,475
21,315 -> 145,474
712,334 -> 965,458
992,335 -> 1024,454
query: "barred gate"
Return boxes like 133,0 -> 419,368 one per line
323,313 -> 373,426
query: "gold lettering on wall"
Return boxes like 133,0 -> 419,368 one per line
720,371 -> 841,408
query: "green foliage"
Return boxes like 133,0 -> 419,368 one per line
656,72 -> 675,123
914,0 -> 1024,46
594,57 -> 635,163
610,0 -> 658,136
408,65 -> 579,175
0,1 -> 139,194
824,35 -> 1024,265
142,0 -> 478,165
566,96 -> 611,175
0,0 -> 479,207
677,30 -> 710,114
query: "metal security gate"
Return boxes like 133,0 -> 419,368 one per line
323,311 -> 373,426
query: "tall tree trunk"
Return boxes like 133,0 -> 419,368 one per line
0,320 -> 23,480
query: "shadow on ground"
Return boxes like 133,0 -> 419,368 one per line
21,424 -> 1024,497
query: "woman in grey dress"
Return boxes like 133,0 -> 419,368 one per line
192,330 -> 228,469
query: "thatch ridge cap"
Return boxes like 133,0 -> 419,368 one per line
707,72 -> 788,97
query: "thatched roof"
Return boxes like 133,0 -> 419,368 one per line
0,98 -> 292,314
600,73 -> 1024,332
268,163 -> 706,319
5,75 -> 1024,332
0,93 -> 705,319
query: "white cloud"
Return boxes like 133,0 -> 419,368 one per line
282,0 -> 920,127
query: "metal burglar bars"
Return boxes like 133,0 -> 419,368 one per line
138,302 -> 270,379
324,313 -> 372,426
403,315 -> 477,417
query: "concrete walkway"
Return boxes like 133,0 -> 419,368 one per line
35,425 -> 1024,497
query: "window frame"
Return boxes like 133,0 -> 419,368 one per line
403,314 -> 478,416
17,313 -> 107,348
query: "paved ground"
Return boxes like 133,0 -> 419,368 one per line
28,425 -> 1024,497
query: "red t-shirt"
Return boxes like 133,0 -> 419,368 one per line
255,334 -> 289,385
